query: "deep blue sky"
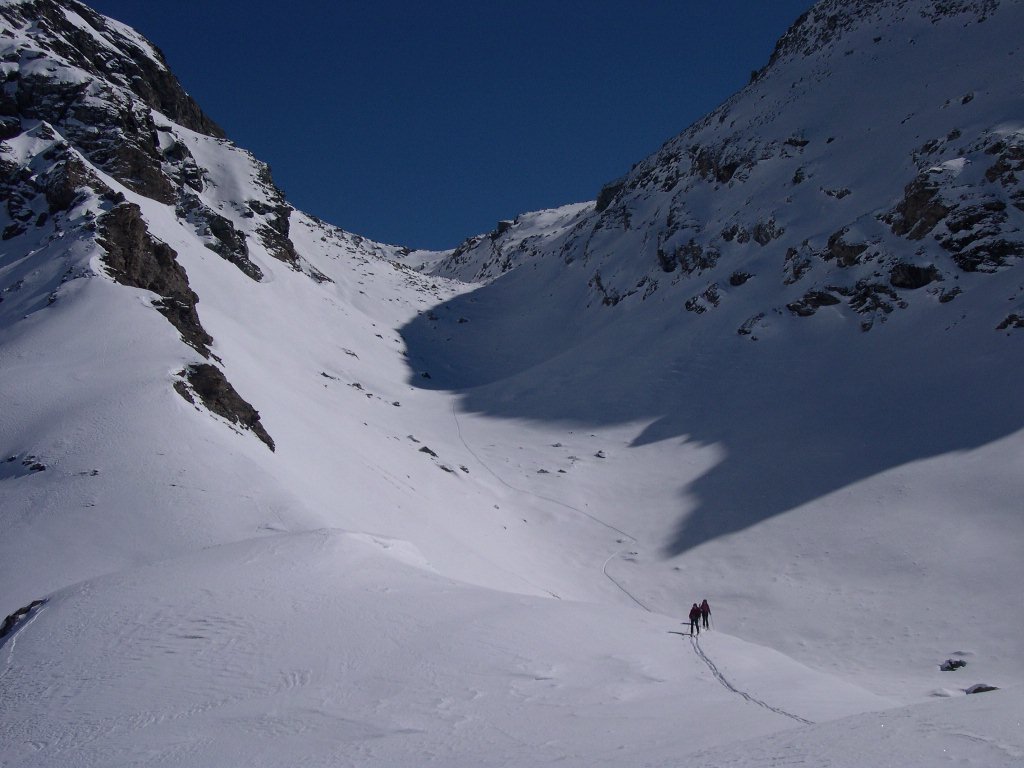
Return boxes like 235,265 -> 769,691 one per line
87,1 -> 812,250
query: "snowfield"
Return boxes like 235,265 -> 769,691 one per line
1,0 -> 1023,765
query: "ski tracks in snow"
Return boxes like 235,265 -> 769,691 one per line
450,401 -> 813,727
690,634 -> 814,726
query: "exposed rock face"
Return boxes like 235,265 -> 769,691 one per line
889,262 -> 940,289
97,202 -> 213,357
888,175 -> 951,240
174,364 -> 275,451
178,193 -> 264,281
0,0 -> 222,138
0,0 -> 307,278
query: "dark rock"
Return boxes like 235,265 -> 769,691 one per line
950,238 -> 1024,273
783,246 -> 813,284
492,219 -> 514,238
937,198 -> 1022,272
247,168 -> 301,269
44,152 -> 109,213
940,658 -> 967,671
996,313 -> 1024,330
589,271 -> 629,306
691,144 -> 743,184
888,175 -> 950,240
889,262 -> 940,289
965,683 -> 999,694
178,194 -> 263,281
0,599 -> 46,642
753,218 -> 784,246
2,223 -> 25,240
595,178 -> 626,213
834,280 -> 903,329
0,0 -> 223,138
729,271 -> 752,286
946,199 -> 1006,234
741,313 -> 765,335
174,363 -> 274,451
676,240 -> 720,274
823,187 -> 851,199
787,290 -> 841,317
0,115 -> 20,139
418,446 -> 438,458
98,202 -> 213,356
721,224 -> 740,242
825,227 -> 869,266
163,140 -> 205,192
685,284 -> 721,314
656,246 -> 677,273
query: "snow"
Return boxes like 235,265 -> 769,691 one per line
0,531 -> 890,767
1,0 -> 1023,765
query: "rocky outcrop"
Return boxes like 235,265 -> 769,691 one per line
889,262 -> 940,289
887,176 -> 951,240
248,182 -> 300,269
178,194 -> 264,281
786,290 -> 841,317
97,202 -> 213,356
1,0 -> 308,283
0,0 -> 222,138
174,364 -> 275,451
0,599 -> 47,644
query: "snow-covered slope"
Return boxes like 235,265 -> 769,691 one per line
405,0 -> 1024,692
1,0 -> 1022,765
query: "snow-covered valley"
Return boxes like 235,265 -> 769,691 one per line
2,0 -> 1023,765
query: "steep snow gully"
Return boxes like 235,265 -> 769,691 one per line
450,402 -> 812,726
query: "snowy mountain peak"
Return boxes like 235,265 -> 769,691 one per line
0,0 -> 222,138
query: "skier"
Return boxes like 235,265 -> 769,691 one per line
700,598 -> 711,630
688,603 -> 702,636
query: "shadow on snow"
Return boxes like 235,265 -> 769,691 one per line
399,275 -> 1024,557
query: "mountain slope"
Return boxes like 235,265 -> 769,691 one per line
408,0 -> 1024,551
1,1 -> 1022,766
401,0 -> 1024,702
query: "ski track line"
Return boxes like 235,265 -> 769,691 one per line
690,634 -> 814,726
451,401 -> 812,726
602,551 -> 653,613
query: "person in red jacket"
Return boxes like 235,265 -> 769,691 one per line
700,599 -> 711,630
688,603 -> 702,635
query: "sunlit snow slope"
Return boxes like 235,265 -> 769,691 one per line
1,1 -> 1022,766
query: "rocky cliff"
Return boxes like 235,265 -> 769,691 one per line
0,0 -> 388,448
